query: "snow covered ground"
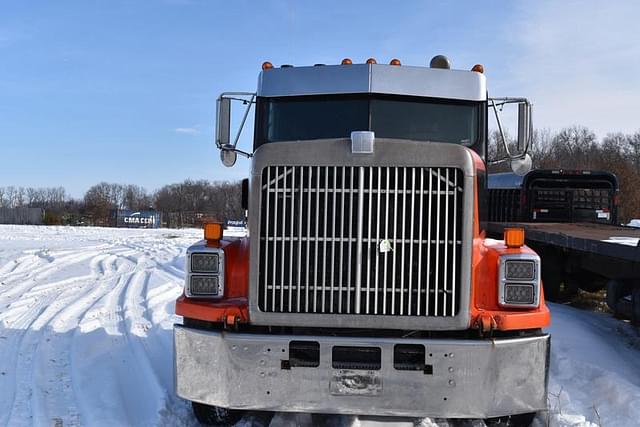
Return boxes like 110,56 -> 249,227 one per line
1,225 -> 639,427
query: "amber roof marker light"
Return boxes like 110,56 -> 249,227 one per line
389,58 -> 401,66
341,58 -> 353,65
471,64 -> 485,73
261,61 -> 274,70
366,58 -> 377,64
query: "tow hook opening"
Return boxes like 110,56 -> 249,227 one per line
394,344 -> 432,375
332,346 -> 382,370
282,341 -> 320,369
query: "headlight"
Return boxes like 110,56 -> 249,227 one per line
504,283 -> 535,304
505,260 -> 536,281
191,253 -> 219,273
498,254 -> 540,308
189,275 -> 220,296
186,248 -> 224,298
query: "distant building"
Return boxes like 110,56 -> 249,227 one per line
112,209 -> 161,228
0,208 -> 44,225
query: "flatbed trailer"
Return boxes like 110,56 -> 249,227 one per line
487,221 -> 640,320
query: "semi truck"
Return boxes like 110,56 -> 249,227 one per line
173,56 -> 551,426
488,169 -> 640,318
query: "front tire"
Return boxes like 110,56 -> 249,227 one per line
192,402 -> 243,426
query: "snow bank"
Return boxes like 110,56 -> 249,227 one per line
546,303 -> 640,426
602,236 -> 640,246
627,219 -> 640,228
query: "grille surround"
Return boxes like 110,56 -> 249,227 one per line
249,139 -> 476,330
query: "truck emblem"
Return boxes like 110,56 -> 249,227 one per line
379,239 -> 393,253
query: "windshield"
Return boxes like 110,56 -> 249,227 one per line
256,94 -> 479,146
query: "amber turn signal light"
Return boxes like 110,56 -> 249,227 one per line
504,228 -> 525,248
341,58 -> 353,65
389,58 -> 401,66
471,64 -> 484,73
366,57 -> 377,64
204,223 -> 223,242
262,61 -> 274,70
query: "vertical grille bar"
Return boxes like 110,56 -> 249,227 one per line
305,166 -> 312,311
426,169 -> 433,316
280,167 -> 287,311
330,166 -> 337,313
451,171 -> 458,316
399,168 -> 407,315
383,167 -> 390,315
296,167 -> 304,312
355,167 -> 365,314
391,167 -> 398,315
416,168 -> 424,316
366,167 -> 373,314
347,167 -> 354,313
408,168 -> 416,315
322,166 -> 329,312
271,166 -> 279,312
339,166 -> 345,313
443,168 -> 450,316
263,167 -> 271,311
374,167 -> 382,315
288,167 -> 295,312
434,168 -> 441,317
314,166 -> 320,312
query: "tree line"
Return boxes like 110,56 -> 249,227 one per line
3,125 -> 640,226
0,180 -> 243,226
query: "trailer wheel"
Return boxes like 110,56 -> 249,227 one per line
632,287 -> 640,324
540,249 -> 577,302
191,402 -> 243,426
606,280 -> 625,314
541,251 -> 566,301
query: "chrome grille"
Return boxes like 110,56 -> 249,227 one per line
258,166 -> 463,317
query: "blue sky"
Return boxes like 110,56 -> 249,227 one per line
1,1 -> 639,197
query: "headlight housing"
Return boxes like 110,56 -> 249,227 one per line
185,248 -> 224,298
498,254 -> 541,308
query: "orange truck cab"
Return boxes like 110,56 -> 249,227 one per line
174,56 -> 550,426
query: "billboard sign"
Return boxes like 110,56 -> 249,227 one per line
115,210 -> 161,228
225,219 -> 247,228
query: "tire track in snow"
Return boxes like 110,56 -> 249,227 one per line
0,226 -> 202,426
0,289 -> 61,427
29,254 -> 134,427
0,250 -> 102,305
71,253 -> 179,426
0,252 -> 132,426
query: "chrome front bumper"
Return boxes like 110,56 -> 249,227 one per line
174,325 -> 549,419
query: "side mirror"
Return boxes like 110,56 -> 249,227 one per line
214,93 -> 256,167
216,97 -> 231,148
220,144 -> 237,167
517,101 -> 532,153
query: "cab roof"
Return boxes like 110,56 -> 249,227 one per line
257,63 -> 486,102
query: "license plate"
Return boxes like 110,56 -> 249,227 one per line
330,370 -> 382,396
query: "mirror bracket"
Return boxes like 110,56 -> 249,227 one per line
215,92 -> 256,167
488,97 -> 533,168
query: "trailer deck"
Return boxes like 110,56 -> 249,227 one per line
488,222 -> 639,258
